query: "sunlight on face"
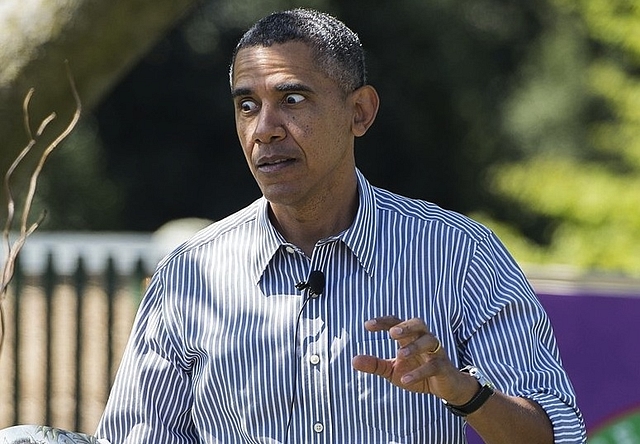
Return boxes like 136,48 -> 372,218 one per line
231,41 -> 357,211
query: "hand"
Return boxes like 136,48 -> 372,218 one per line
352,316 -> 477,404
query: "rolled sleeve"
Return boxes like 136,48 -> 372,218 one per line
459,233 -> 586,442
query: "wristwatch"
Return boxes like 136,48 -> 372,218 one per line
443,365 -> 495,417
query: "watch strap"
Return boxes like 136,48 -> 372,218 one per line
443,366 -> 495,417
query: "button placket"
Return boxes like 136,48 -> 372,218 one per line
296,241 -> 337,442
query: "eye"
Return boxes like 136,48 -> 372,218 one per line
239,99 -> 258,112
284,93 -> 305,105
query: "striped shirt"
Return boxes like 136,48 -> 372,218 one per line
96,170 -> 586,443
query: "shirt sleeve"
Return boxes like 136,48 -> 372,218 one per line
95,272 -> 198,444
458,232 -> 587,443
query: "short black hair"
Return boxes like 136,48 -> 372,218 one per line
230,8 -> 366,92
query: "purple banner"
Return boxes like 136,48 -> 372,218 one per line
469,287 -> 640,442
539,291 -> 640,439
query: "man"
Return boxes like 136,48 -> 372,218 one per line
96,8 -> 586,443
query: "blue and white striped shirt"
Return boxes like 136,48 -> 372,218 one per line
96,170 -> 586,443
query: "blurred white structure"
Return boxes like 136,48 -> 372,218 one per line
5,218 -> 213,276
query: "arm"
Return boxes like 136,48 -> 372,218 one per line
353,232 -> 586,443
352,316 -> 553,444
96,275 -> 197,444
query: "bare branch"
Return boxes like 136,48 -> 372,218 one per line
23,88 -> 35,141
0,61 -> 82,355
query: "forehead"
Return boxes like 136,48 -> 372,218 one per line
231,41 -> 333,92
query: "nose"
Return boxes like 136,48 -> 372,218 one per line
253,103 -> 286,144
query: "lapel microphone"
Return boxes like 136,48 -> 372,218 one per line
295,270 -> 325,296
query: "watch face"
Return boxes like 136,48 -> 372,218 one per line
468,366 -> 483,379
466,366 -> 494,388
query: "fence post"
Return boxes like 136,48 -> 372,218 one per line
43,252 -> 56,426
12,256 -> 24,425
1,238 -> 152,431
105,257 -> 116,394
133,257 -> 147,305
73,256 -> 87,431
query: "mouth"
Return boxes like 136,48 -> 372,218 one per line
256,156 -> 297,172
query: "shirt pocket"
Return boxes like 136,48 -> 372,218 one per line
354,339 -> 438,438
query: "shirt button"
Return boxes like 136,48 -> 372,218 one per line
285,246 -> 295,254
313,422 -> 324,433
309,354 -> 320,365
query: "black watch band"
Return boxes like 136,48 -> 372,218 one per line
443,365 -> 495,417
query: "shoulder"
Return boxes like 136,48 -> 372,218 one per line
155,199 -> 262,270
372,186 -> 492,243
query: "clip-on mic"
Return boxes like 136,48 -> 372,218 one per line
295,270 -> 325,296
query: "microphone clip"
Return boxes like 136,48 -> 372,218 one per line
295,270 -> 325,297
295,281 -> 309,291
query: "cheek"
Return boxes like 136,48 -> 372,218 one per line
235,117 -> 249,141
235,125 -> 255,163
235,116 -> 252,142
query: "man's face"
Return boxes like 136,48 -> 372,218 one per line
231,41 -> 357,210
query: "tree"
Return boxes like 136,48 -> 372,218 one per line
476,0 -> 640,275
93,0 -> 552,230
0,0 -> 197,225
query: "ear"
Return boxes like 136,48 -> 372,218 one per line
350,85 -> 380,137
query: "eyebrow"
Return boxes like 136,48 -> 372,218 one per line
231,87 -> 252,99
231,82 -> 314,99
275,82 -> 314,93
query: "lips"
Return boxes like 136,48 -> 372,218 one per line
259,158 -> 292,166
256,154 -> 297,172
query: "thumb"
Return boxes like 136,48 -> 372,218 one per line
352,355 -> 393,379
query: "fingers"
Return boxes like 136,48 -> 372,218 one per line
365,316 -> 428,336
356,316 -> 448,387
398,332 -> 442,359
363,315 -> 403,332
397,357 -> 440,386
352,355 -> 393,379
351,354 -> 430,389
365,316 -> 437,353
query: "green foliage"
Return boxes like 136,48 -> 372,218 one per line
475,157 -> 640,272
84,0 -> 552,231
9,0 -> 639,275
481,0 -> 640,276
34,118 -> 124,230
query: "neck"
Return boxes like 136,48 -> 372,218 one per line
269,178 -> 359,257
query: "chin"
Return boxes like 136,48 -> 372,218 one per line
262,186 -> 305,207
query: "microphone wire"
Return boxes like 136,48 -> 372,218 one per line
283,290 -> 313,443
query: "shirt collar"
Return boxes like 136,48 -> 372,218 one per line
337,169 -> 377,276
252,199 -> 287,285
250,168 -> 378,284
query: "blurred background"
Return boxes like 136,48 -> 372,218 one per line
1,0 -> 639,442
2,0 -> 640,272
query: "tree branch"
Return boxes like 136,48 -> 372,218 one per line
0,61 -> 81,355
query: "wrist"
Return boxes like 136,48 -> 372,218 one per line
443,365 -> 495,417
444,373 -> 481,406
